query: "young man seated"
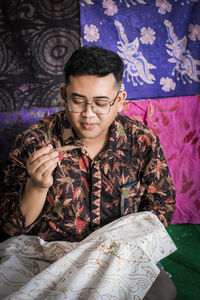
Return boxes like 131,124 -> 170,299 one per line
0,46 -> 176,299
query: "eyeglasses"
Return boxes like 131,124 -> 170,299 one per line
64,91 -> 120,115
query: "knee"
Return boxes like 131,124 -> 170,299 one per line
144,267 -> 177,300
166,278 -> 177,300
157,266 -> 177,300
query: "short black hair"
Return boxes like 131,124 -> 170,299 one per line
64,46 -> 124,87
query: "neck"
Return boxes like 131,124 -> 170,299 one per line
81,132 -> 109,160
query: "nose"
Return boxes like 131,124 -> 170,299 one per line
81,102 -> 96,117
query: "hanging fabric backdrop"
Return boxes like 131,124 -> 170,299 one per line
80,0 -> 200,100
0,0 -> 199,224
80,1 -> 200,224
0,0 -> 80,111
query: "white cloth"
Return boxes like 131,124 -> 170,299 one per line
0,212 -> 177,300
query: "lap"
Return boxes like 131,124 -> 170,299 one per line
143,265 -> 177,300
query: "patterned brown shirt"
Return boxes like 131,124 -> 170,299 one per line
0,112 -> 176,242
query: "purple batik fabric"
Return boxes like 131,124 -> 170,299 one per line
0,107 -> 62,171
80,0 -> 200,100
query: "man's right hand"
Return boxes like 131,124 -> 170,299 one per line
21,145 -> 59,226
26,144 -> 59,190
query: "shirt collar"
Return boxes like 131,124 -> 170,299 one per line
61,112 -> 80,145
100,114 -> 129,159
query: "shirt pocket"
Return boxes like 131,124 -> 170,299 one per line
120,181 -> 145,216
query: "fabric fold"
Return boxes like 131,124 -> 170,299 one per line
0,212 -> 176,300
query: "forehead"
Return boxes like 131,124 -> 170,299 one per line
66,74 -> 118,95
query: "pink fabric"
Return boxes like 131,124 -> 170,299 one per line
121,95 -> 200,224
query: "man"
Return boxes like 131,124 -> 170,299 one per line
0,46 -> 176,299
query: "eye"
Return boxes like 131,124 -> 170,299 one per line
72,97 -> 85,104
94,100 -> 109,107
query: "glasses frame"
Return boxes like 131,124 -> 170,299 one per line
64,90 -> 120,115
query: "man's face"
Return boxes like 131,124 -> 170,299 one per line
62,74 -> 126,145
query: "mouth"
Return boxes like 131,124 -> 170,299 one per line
80,122 -> 98,130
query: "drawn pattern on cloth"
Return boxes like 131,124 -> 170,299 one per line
0,212 -> 177,300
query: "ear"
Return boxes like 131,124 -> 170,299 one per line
59,83 -> 66,108
117,90 -> 127,112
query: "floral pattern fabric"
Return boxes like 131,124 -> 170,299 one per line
0,112 -> 175,242
80,0 -> 200,100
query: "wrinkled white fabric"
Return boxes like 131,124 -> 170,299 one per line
0,212 -> 177,300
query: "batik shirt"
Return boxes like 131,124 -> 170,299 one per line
0,112 -> 176,242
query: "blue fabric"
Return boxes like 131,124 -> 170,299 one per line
80,0 -> 200,100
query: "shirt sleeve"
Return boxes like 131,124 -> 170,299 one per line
0,132 -> 35,236
138,131 -> 176,227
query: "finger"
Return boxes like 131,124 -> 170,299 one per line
27,151 -> 58,175
30,160 -> 58,189
30,155 -> 59,178
43,161 -> 58,178
40,162 -> 58,187
27,144 -> 53,165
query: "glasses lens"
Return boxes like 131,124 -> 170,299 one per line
68,98 -> 85,113
68,98 -> 110,114
93,100 -> 110,114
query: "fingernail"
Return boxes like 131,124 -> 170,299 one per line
52,151 -> 59,157
44,147 -> 50,153
47,144 -> 53,150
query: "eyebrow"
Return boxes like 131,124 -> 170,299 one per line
71,93 -> 109,100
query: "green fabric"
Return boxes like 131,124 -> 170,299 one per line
161,224 -> 200,300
